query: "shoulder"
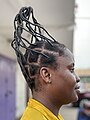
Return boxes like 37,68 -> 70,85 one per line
20,107 -> 47,120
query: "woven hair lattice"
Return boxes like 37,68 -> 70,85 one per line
11,6 -> 58,85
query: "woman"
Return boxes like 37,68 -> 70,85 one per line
11,6 -> 80,120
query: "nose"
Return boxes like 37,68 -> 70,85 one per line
75,73 -> 80,83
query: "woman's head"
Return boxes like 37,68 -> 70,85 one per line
11,6 -> 80,105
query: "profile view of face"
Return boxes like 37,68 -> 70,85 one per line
48,48 -> 80,105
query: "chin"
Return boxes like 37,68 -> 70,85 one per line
72,94 -> 79,103
63,93 -> 79,105
64,99 -> 77,105
67,95 -> 79,104
70,90 -> 79,102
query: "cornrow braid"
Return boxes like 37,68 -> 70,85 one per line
11,6 -> 66,90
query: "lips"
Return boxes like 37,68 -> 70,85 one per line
75,86 -> 80,90
75,85 -> 80,93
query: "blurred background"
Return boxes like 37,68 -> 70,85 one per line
0,0 -> 90,120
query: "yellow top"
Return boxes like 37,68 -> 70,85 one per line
20,98 -> 64,120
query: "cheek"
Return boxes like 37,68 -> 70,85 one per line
65,75 -> 76,92
61,72 -> 76,90
52,71 -> 76,93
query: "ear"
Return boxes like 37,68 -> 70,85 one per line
40,67 -> 52,84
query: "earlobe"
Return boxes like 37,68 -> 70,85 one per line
40,67 -> 51,84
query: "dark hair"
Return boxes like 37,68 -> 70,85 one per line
11,6 -> 66,91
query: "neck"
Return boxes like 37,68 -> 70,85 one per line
32,91 -> 61,117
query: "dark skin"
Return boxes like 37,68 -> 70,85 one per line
32,48 -> 80,117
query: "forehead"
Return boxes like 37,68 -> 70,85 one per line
64,48 -> 74,60
57,48 -> 74,67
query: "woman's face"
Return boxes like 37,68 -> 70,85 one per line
50,48 -> 80,105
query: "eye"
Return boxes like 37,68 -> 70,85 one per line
70,68 -> 74,73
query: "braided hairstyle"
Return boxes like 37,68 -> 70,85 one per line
11,6 -> 66,91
